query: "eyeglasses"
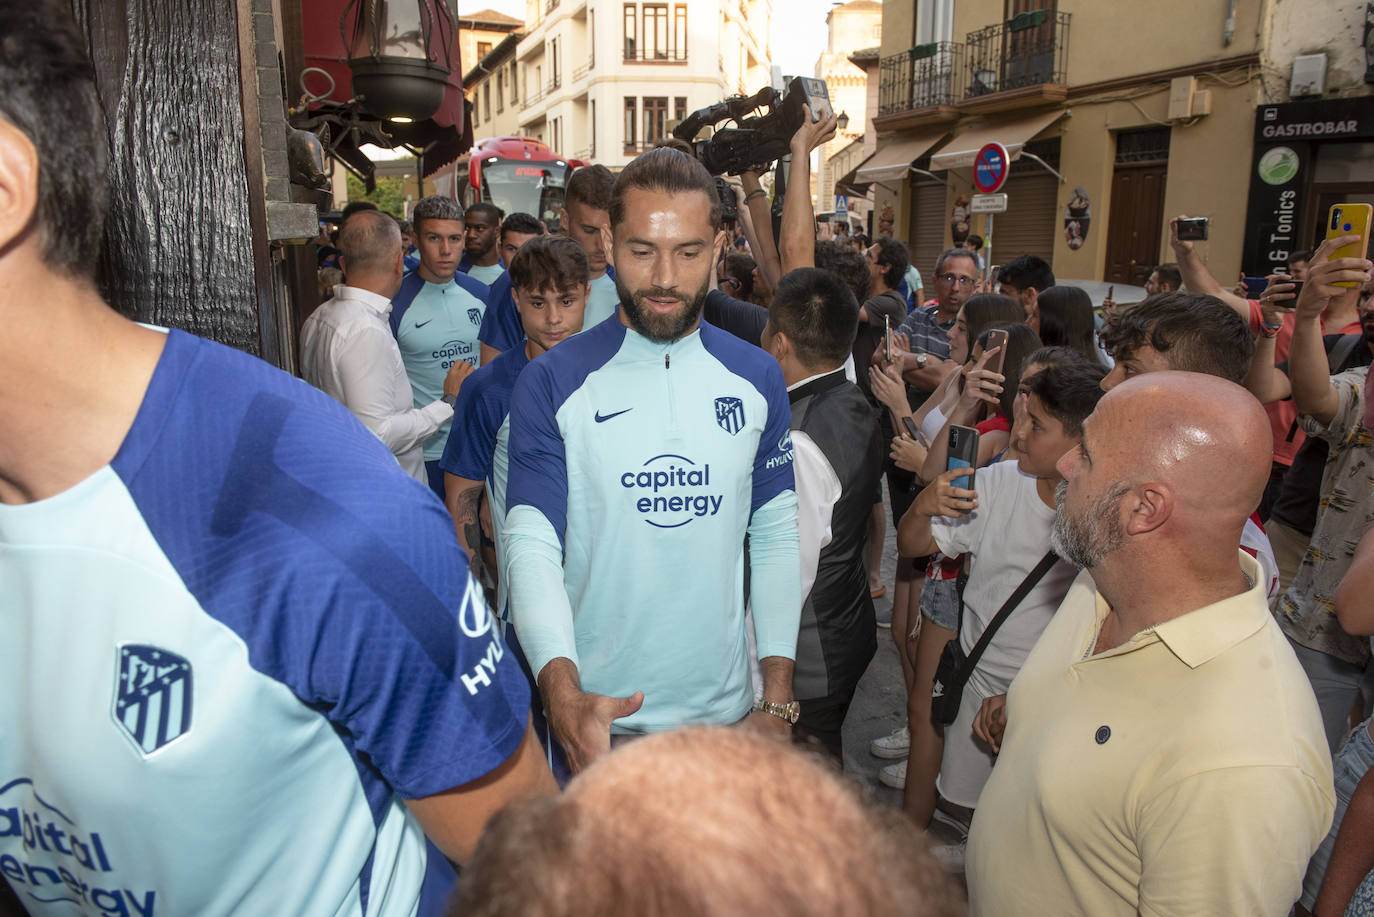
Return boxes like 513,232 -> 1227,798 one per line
939,273 -> 976,287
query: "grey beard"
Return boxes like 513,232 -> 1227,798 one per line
1051,479 -> 1129,569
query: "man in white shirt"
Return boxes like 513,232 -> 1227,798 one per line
300,209 -> 470,483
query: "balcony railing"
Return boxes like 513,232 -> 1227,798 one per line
623,48 -> 688,63
546,75 -> 561,93
876,12 -> 1070,119
878,41 -> 962,116
963,10 -> 1069,99
521,88 -> 544,111
572,63 -> 590,81
544,0 -> 559,12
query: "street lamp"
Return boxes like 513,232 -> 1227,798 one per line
837,110 -> 850,131
343,0 -> 456,123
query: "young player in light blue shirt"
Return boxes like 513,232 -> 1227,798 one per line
392,195 -> 489,500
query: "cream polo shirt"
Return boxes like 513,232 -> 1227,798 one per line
966,555 -> 1334,917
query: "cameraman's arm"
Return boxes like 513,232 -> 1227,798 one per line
741,171 -> 781,291
780,106 -> 838,274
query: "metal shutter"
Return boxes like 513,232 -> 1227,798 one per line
909,180 -> 946,280
988,174 -> 1057,267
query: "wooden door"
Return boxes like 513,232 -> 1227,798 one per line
1104,164 -> 1168,286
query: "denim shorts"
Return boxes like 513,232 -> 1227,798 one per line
921,577 -> 960,631
1302,717 -> 1374,909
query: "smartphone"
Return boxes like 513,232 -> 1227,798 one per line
989,265 -> 1001,289
902,416 -> 920,440
1289,279 -> 1305,304
983,328 -> 1009,377
1176,217 -> 1209,241
1242,276 -> 1270,297
946,424 -> 980,491
1106,284 -> 1114,301
884,313 -> 892,363
1326,203 -> 1374,289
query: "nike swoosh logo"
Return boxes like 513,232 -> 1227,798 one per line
415,319 -> 432,328
594,408 -> 632,423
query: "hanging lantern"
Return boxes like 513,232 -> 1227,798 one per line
343,0 -> 455,123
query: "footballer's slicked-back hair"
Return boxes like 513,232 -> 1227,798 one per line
610,148 -> 720,230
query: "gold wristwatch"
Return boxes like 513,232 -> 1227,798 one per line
753,699 -> 800,725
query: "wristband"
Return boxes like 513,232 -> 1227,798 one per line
1259,321 -> 1283,339
744,189 -> 767,203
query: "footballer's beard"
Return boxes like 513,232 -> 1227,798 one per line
616,276 -> 709,343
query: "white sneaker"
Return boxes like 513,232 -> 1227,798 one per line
878,759 -> 907,789
870,725 -> 910,759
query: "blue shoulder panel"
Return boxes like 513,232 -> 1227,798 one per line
390,271 -> 427,337
453,270 -> 492,302
478,273 -> 523,352
110,330 -> 530,810
505,318 -> 627,542
439,347 -> 528,481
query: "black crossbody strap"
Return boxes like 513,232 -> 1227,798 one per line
961,551 -> 1059,675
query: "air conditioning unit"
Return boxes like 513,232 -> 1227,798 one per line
1168,76 -> 1196,120
1291,53 -> 1328,97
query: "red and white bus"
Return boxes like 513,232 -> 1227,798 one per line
451,136 -> 589,233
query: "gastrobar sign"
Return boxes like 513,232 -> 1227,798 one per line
1242,98 -> 1374,276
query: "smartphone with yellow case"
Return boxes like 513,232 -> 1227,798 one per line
1326,203 -> 1374,288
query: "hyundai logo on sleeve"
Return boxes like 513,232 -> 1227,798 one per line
113,645 -> 193,756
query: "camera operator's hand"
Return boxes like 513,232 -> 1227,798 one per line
1296,234 -> 1372,323
789,105 -> 838,159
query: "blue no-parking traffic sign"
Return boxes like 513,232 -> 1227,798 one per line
974,142 -> 1010,194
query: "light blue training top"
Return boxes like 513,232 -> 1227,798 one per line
391,271 -> 489,461
0,329 -> 529,917
503,315 -> 802,733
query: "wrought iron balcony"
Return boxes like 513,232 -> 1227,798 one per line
521,88 -> 544,111
572,62 -> 590,81
878,42 -> 963,117
962,10 -> 1070,107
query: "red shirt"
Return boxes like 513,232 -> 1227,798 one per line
1247,301 -> 1361,466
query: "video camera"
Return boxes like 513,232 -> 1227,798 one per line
674,77 -> 833,177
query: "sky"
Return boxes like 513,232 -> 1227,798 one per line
457,0 -> 832,81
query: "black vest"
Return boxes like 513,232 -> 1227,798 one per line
789,370 -> 884,701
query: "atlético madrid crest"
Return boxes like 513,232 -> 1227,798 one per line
113,644 -> 193,755
715,396 -> 745,435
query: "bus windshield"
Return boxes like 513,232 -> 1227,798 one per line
480,161 -> 570,232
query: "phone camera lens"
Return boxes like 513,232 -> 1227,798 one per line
1345,223 -> 1354,232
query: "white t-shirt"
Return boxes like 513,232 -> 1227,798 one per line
931,459 -> 1079,808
